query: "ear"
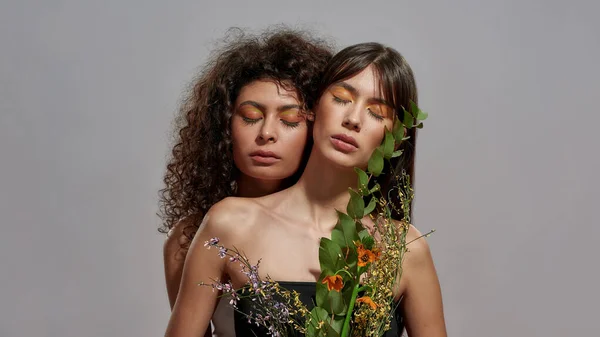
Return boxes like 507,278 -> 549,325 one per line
306,110 -> 315,122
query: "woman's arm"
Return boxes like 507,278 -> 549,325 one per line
164,210 -> 229,337
400,226 -> 447,337
164,217 -> 213,337
163,218 -> 193,309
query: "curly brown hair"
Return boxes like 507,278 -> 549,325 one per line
158,28 -> 333,235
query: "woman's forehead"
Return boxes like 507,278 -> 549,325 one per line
332,66 -> 394,107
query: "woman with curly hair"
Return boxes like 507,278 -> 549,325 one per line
158,28 -> 333,336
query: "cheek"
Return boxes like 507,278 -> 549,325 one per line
281,127 -> 309,156
231,121 -> 255,161
365,124 -> 388,150
231,120 -> 254,146
313,101 -> 339,137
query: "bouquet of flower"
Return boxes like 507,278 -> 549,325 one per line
203,102 -> 431,337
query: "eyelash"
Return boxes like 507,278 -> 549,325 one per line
281,120 -> 300,129
241,116 -> 300,129
332,96 -> 385,122
332,96 -> 350,105
242,116 -> 260,125
368,108 -> 384,121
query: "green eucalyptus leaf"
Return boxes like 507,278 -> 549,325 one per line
369,183 -> 380,194
410,101 -> 428,121
328,317 -> 344,335
353,167 -> 369,194
367,148 -> 384,177
355,220 -> 365,234
383,128 -> 394,159
319,238 -> 345,274
403,110 -> 414,129
315,271 -> 329,307
315,281 -> 347,315
416,122 -> 424,129
391,149 -> 403,158
344,246 -> 358,273
361,233 -> 375,250
326,323 -> 341,337
335,211 -> 353,230
392,119 -> 405,143
341,277 -> 356,307
335,211 -> 359,246
346,189 -> 364,219
358,229 -> 370,242
306,306 -> 331,336
330,228 -> 346,248
363,197 -> 377,217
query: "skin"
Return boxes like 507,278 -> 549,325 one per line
165,66 -> 447,337
163,80 -> 310,334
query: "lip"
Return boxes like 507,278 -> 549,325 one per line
330,134 -> 359,153
249,150 -> 281,164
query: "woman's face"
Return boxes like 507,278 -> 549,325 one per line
231,80 -> 309,181
312,65 -> 395,170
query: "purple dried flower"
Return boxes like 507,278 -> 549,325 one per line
222,282 -> 232,292
229,291 -> 239,306
273,302 -> 289,320
204,237 -> 220,247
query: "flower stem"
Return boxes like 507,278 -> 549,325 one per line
340,282 -> 360,337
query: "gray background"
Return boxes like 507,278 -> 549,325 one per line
1,0 -> 598,336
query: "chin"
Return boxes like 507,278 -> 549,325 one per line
321,147 -> 363,170
242,167 -> 295,181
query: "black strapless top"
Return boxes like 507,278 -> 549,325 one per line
234,281 -> 404,336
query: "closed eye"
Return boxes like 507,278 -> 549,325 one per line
332,95 -> 351,105
281,120 -> 300,128
242,116 -> 261,125
367,108 -> 384,121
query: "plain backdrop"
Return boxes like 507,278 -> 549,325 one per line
1,0 -> 598,336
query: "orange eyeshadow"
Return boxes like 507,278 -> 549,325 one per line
329,87 -> 353,100
238,107 -> 263,119
280,109 -> 304,122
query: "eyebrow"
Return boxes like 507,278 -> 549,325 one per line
278,104 -> 302,112
334,82 -> 359,96
238,101 -> 301,112
333,82 -> 394,108
238,101 -> 264,110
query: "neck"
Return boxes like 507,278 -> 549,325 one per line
236,173 -> 284,198
289,147 -> 359,231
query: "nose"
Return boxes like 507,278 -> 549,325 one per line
257,118 -> 278,143
342,106 -> 361,132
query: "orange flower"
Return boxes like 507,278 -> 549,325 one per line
356,296 -> 377,310
355,242 -> 378,267
321,274 -> 344,292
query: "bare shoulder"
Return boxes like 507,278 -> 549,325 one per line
184,196 -> 263,252
202,196 -> 260,231
163,214 -> 201,258
403,223 -> 434,266
388,220 -> 437,286
393,221 -> 447,336
393,222 -> 440,295
164,197 -> 259,257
